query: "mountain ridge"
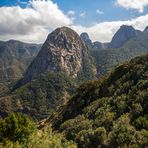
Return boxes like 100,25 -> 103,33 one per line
0,40 -> 41,82
108,25 -> 139,49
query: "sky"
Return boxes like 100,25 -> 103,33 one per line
0,0 -> 148,43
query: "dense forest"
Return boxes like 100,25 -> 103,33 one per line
0,72 -> 76,119
49,53 -> 148,147
0,54 -> 147,148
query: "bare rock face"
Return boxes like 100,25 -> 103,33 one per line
19,27 -> 90,85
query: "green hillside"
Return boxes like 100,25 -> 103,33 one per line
0,113 -> 76,148
0,40 -> 41,82
48,54 -> 148,148
0,72 -> 76,120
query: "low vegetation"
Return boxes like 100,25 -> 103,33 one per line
0,72 -> 76,120
0,113 -> 76,148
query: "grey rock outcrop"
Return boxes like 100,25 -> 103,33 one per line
80,32 -> 109,50
19,27 -> 91,86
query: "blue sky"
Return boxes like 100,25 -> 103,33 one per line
0,0 -> 148,43
54,0 -> 148,25
1,0 -> 148,26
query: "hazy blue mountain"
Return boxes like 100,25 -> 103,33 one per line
80,32 -> 92,49
92,41 -> 109,50
108,25 -> 139,49
92,28 -> 148,76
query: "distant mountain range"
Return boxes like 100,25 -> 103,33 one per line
80,32 -> 109,50
0,25 -> 148,84
108,25 -> 142,49
0,25 -> 148,119
81,25 -> 148,77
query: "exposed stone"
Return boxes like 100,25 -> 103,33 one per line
19,26 -> 90,86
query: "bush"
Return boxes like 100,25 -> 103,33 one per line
0,113 -> 35,143
28,126 -> 77,148
0,114 -> 77,148
108,114 -> 137,147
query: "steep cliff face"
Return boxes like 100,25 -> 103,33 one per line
19,27 -> 92,86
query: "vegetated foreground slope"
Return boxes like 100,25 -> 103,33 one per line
47,54 -> 148,148
0,72 -> 76,120
0,113 -> 77,148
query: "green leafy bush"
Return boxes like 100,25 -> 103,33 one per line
0,113 -> 35,143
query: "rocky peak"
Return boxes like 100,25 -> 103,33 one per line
80,32 -> 90,41
80,32 -> 92,49
47,26 -> 84,48
18,26 -> 90,86
108,25 -> 137,49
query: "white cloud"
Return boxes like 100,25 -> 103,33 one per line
80,12 -> 86,18
71,14 -> 148,42
0,0 -> 148,43
116,0 -> 148,13
67,10 -> 76,21
96,9 -> 104,15
0,0 -> 72,43
67,10 -> 75,16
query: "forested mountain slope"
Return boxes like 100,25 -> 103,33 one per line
0,72 -> 76,119
46,54 -> 148,148
0,40 -> 41,82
